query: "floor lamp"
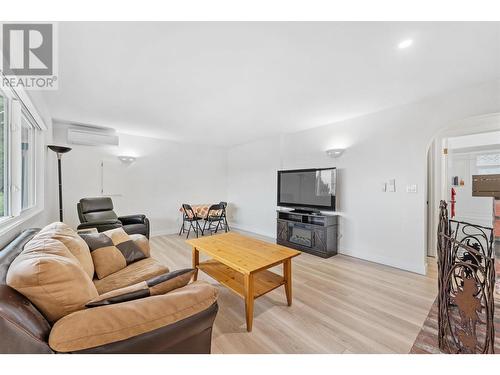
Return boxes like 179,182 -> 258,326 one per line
48,145 -> 72,222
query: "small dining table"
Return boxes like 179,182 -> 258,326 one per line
179,204 -> 221,218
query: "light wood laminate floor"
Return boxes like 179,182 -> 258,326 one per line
151,232 -> 437,354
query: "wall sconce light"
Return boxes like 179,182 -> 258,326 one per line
118,155 -> 137,163
326,148 -> 345,158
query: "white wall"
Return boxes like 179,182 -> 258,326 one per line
227,80 -> 500,274
227,137 -> 282,237
53,123 -> 227,236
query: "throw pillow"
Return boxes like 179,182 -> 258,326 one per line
86,268 -> 195,307
80,227 -> 146,279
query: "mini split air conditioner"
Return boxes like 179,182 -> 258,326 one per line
67,127 -> 119,146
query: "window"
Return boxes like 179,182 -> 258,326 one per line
0,95 -> 6,217
0,87 -> 43,227
477,153 -> 500,175
21,113 -> 36,210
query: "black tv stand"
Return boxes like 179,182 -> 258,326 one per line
290,208 -> 320,215
276,210 -> 338,258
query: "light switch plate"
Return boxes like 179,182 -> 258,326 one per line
406,184 -> 418,193
388,179 -> 396,192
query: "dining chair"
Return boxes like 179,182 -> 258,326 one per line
219,201 -> 230,232
201,203 -> 225,235
179,204 -> 203,239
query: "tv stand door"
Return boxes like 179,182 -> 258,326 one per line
277,220 -> 288,243
312,228 -> 327,253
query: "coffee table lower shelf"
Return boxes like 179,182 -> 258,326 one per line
197,259 -> 285,299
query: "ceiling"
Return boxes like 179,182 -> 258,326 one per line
43,22 -> 500,146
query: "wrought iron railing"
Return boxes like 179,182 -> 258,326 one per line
437,200 -> 495,353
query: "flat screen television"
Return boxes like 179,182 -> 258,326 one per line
277,167 -> 337,212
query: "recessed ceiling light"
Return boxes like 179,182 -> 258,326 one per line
398,39 -> 413,49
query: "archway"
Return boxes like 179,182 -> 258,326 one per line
426,113 -> 500,258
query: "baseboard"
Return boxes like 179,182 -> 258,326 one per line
151,224 -> 275,241
150,224 -> 426,274
230,225 -> 425,275
338,249 -> 427,275
151,227 -> 179,237
229,224 -> 276,241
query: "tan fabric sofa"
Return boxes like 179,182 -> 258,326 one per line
0,223 -> 218,354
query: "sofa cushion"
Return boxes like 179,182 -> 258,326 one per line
6,236 -> 99,323
36,222 -> 94,279
86,269 -> 195,307
128,234 -> 150,258
80,228 -> 146,279
93,257 -> 169,294
49,281 -> 218,352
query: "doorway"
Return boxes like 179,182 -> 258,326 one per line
426,113 -> 500,258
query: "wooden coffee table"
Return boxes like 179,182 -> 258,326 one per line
186,232 -> 300,332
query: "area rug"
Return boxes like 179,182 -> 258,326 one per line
409,298 -> 441,353
410,297 -> 500,353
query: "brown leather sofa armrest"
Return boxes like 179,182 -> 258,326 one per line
48,281 -> 218,353
0,285 -> 53,354
128,234 -> 150,258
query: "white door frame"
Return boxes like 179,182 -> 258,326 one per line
426,113 -> 500,258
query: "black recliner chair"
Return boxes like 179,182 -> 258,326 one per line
77,197 -> 150,238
